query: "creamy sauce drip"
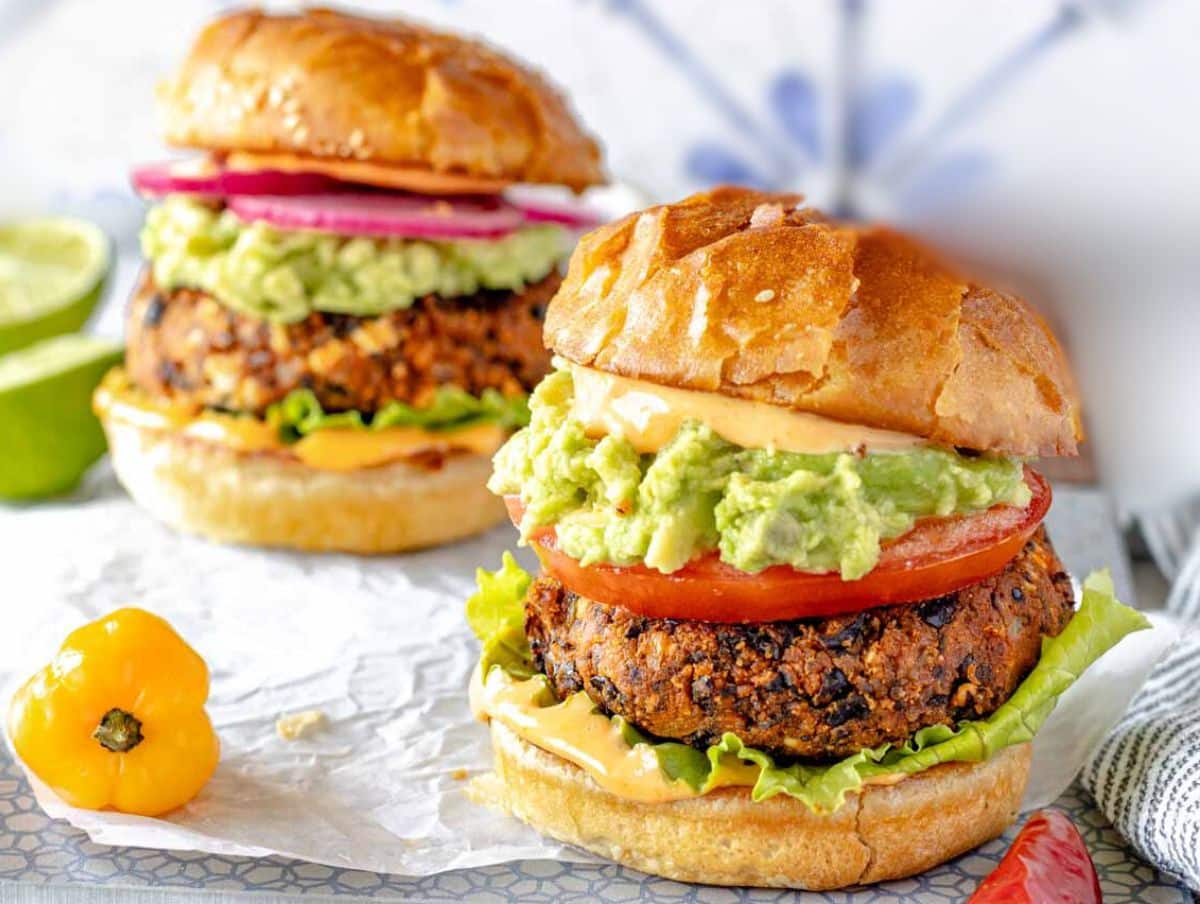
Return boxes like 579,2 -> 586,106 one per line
471,665 -> 761,803
569,364 -> 926,455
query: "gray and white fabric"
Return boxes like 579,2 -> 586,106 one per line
1082,495 -> 1200,891
1142,494 -> 1200,622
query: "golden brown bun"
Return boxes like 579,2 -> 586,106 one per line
102,417 -> 505,553
546,186 -> 1081,456
475,722 -> 1031,890
159,8 -> 603,190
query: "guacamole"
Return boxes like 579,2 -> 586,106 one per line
141,196 -> 567,323
489,370 -> 1032,578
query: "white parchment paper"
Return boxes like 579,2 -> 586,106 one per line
0,468 -> 1176,875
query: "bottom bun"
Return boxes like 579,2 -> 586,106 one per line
474,721 -> 1031,890
103,417 -> 505,553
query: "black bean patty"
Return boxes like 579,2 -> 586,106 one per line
525,527 -> 1074,761
125,270 -> 556,416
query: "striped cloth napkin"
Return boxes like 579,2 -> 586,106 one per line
1081,494 -> 1200,890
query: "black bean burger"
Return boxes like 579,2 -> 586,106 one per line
95,8 -> 604,552
465,187 -> 1148,890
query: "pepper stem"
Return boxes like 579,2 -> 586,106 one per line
93,708 -> 144,753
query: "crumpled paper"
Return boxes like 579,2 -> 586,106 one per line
0,467 -> 1175,876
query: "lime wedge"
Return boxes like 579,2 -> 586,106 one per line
0,218 -> 111,355
0,333 -> 123,500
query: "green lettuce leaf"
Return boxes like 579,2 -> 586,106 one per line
266,386 -> 530,443
466,552 -> 535,679
469,559 -> 1150,813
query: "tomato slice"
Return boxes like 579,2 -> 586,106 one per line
967,810 -> 1100,904
505,467 -> 1050,623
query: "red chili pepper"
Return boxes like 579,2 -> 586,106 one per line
968,810 -> 1101,904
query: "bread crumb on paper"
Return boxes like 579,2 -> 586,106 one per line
276,709 -> 328,741
464,772 -> 504,808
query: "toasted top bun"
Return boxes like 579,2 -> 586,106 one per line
545,187 -> 1082,457
158,8 -> 604,191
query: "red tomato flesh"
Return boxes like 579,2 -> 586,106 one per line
505,468 -> 1050,623
968,809 -> 1101,904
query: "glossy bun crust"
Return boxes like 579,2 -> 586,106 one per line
158,8 -> 603,190
476,722 -> 1031,890
545,187 -> 1081,456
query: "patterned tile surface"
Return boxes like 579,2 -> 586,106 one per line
0,749 -> 1189,902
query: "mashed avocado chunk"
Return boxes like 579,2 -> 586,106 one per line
141,196 -> 567,323
489,370 -> 1032,578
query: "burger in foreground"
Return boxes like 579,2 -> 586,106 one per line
465,188 -> 1148,889
96,8 -> 603,552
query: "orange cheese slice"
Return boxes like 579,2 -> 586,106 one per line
289,423 -> 505,471
95,369 -> 506,471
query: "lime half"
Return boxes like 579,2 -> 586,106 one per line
0,218 -> 111,355
0,333 -> 123,500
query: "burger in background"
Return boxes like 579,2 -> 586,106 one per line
95,8 -> 604,552
466,187 -> 1148,889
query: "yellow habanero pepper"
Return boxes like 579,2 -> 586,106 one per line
7,607 -> 220,817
